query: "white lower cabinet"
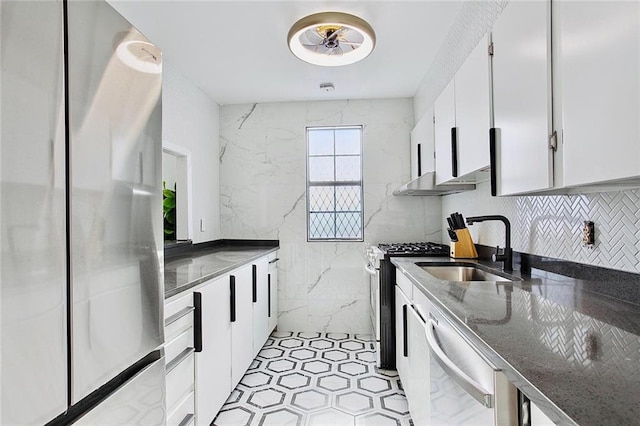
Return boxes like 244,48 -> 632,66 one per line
195,275 -> 232,425
230,264 -> 254,388
164,292 -> 196,426
195,254 -> 278,425
395,284 -> 431,425
267,253 -> 279,333
252,257 -> 270,357
406,301 -> 430,425
395,286 -> 411,396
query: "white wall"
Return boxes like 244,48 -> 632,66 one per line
220,99 -> 442,334
162,61 -> 220,243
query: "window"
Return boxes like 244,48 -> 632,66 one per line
307,126 -> 364,241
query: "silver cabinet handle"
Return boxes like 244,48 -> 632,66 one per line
165,306 -> 195,327
178,413 -> 195,426
166,347 -> 194,374
364,264 -> 377,276
425,318 -> 494,408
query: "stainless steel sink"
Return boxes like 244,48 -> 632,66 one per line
420,265 -> 511,282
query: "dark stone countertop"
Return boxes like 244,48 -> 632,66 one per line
164,241 -> 279,300
391,256 -> 640,426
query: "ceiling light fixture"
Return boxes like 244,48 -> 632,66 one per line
287,11 -> 376,67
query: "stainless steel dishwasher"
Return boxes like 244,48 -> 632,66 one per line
425,300 -> 518,425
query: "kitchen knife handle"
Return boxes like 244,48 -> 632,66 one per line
402,304 -> 408,358
267,273 -> 272,318
490,128 -> 497,197
252,264 -> 257,303
193,292 -> 202,353
451,127 -> 458,178
230,275 -> 236,323
417,143 -> 422,177
447,216 -> 455,230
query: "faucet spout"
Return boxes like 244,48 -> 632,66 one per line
465,215 -> 512,272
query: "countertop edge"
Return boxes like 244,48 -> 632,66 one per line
391,257 -> 579,426
164,246 -> 279,301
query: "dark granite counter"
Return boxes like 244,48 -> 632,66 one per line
164,240 -> 279,300
391,256 -> 640,426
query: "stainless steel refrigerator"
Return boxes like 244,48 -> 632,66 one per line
1,0 -> 165,424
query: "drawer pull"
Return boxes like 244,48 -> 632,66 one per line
165,306 -> 195,327
178,413 -> 195,426
268,258 -> 280,264
268,274 -> 271,318
230,275 -> 236,322
252,265 -> 257,303
166,348 -> 194,374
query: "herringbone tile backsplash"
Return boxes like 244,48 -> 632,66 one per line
442,181 -> 640,273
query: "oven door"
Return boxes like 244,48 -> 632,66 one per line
364,260 -> 381,367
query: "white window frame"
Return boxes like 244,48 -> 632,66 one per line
306,125 -> 364,242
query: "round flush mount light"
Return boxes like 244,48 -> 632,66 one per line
287,11 -> 376,67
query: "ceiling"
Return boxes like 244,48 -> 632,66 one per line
107,1 -> 462,106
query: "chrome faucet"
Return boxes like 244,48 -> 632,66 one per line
465,215 -> 513,272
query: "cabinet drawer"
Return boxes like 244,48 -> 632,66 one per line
166,350 -> 195,413
165,327 -> 194,365
165,310 -> 194,343
165,293 -> 194,319
396,272 -> 413,300
167,391 -> 195,426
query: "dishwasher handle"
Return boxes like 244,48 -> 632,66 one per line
425,318 -> 494,408
364,264 -> 377,276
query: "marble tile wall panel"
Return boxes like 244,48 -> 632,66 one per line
442,181 -> 640,274
220,99 -> 442,333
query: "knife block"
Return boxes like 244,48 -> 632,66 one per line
450,228 -> 478,259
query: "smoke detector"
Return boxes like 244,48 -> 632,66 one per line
287,12 -> 376,67
320,83 -> 335,92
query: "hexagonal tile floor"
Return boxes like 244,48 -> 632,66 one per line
213,333 -> 412,426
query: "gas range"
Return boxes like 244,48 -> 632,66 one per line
377,241 -> 449,257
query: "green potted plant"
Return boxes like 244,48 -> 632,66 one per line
163,181 -> 176,240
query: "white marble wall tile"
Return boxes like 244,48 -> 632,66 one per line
221,99 -> 440,333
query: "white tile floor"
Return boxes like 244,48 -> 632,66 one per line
213,332 -> 413,426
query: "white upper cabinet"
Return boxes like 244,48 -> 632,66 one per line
410,109 -> 435,180
491,0 -> 553,196
556,1 -> 640,187
455,34 -> 492,178
434,80 -> 457,185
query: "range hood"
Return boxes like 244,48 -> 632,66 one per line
393,171 -> 476,196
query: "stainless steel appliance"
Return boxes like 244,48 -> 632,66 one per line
425,299 -> 517,425
1,0 -> 164,424
366,242 -> 449,368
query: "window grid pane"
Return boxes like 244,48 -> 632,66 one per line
307,126 -> 363,241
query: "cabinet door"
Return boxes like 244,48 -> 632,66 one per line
267,257 -> 279,334
231,264 -> 254,388
558,1 -> 640,186
407,304 -> 430,425
491,0 -> 553,195
456,34 -> 491,177
252,257 -> 269,357
434,80 -> 457,184
411,109 -> 435,180
196,276 -> 231,425
394,286 -> 411,395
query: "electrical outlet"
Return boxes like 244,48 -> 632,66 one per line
200,218 -> 206,232
582,221 -> 595,247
